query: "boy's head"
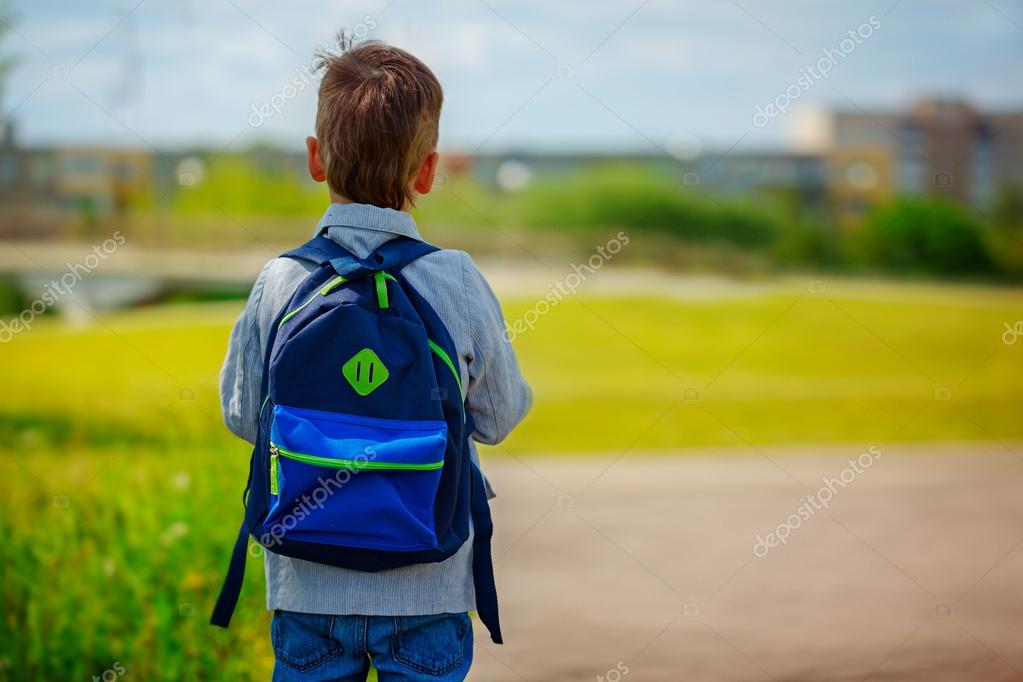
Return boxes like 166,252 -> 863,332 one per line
307,39 -> 443,210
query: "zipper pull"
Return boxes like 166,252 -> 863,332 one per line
269,445 -> 280,496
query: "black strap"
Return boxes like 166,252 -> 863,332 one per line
210,520 -> 250,628
470,463 -> 503,644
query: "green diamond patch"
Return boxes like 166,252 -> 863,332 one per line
342,348 -> 389,396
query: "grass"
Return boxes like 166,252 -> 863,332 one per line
1,278 -> 1021,678
2,280 -> 1019,453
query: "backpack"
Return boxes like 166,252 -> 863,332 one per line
210,234 -> 502,644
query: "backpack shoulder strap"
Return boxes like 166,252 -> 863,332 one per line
281,235 -> 439,275
373,237 -> 440,271
280,235 -> 353,267
324,237 -> 440,279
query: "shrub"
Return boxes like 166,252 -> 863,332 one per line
170,156 -> 323,217
519,165 -> 779,247
853,198 -> 992,276
773,222 -> 841,267
0,278 -> 26,316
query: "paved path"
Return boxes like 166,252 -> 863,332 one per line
468,444 -> 1023,681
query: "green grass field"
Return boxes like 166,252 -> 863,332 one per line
1,278 -> 1021,679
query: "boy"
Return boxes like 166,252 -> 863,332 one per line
219,39 -> 531,681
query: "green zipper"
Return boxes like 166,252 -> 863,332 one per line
271,442 -> 443,475
320,275 -> 347,296
269,445 -> 280,495
278,275 -> 347,329
428,340 -> 462,395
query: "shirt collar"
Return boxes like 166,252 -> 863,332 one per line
314,203 -> 422,240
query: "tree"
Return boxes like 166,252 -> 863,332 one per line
985,185 -> 1023,278
855,198 -> 992,276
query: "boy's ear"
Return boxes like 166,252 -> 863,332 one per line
412,151 -> 440,196
306,136 -> 327,183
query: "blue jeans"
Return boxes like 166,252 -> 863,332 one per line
270,610 -> 473,681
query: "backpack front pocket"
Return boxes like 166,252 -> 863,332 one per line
262,404 -> 447,552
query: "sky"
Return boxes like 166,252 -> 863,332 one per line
2,0 -> 1022,154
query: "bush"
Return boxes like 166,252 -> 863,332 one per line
0,278 -> 27,316
986,186 -> 1023,278
518,165 -> 780,247
169,157 -> 323,217
772,222 -> 841,267
984,227 -> 1023,278
853,198 -> 992,276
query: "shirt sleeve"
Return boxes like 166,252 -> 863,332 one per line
219,261 -> 273,445
460,252 -> 533,445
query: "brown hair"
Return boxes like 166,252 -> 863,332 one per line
314,39 -> 443,210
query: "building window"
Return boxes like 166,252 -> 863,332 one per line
61,155 -> 104,176
115,160 -> 136,180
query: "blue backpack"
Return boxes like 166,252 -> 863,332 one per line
210,234 -> 502,644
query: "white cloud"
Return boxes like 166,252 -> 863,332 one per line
4,0 -> 1022,149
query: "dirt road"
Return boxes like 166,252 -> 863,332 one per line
469,444 -> 1023,681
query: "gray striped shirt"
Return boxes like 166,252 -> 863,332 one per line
220,202 -> 532,615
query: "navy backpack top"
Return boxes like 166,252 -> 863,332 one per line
210,233 -> 502,644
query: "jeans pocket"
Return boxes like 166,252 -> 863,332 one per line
392,613 -> 472,676
271,611 -> 343,672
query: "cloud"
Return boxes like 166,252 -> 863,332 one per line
4,0 -> 1022,149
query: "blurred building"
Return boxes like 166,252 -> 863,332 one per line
3,98 -> 1022,240
0,121 -> 153,237
799,99 -> 1023,225
688,151 -> 828,218
51,147 -> 152,214
470,98 -> 1023,228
